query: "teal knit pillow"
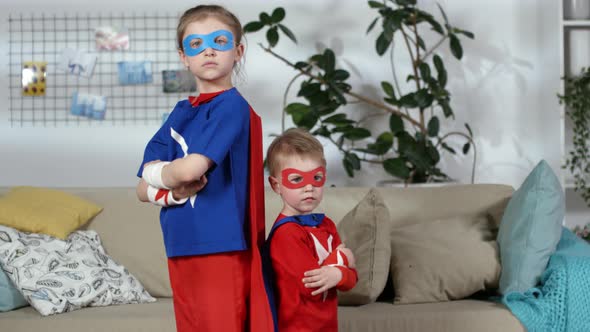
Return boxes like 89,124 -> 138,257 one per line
0,269 -> 28,312
497,160 -> 565,294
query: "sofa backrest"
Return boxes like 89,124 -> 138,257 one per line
0,184 -> 513,299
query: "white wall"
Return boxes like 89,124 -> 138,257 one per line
0,0 -> 563,192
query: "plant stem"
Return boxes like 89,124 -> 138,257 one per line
358,111 -> 386,124
259,43 -> 426,131
436,132 -> 477,184
282,72 -> 305,132
400,26 -> 420,92
400,25 -> 425,134
410,20 -> 427,131
389,39 -> 420,135
421,36 -> 447,61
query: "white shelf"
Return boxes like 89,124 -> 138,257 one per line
565,176 -> 576,189
563,20 -> 590,27
560,1 -> 583,191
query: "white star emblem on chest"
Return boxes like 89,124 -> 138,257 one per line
310,232 -> 334,301
309,233 -> 333,265
170,127 -> 196,208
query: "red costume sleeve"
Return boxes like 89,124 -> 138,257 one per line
318,217 -> 358,291
270,223 -> 330,301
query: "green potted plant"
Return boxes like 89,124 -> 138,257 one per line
244,0 -> 476,184
558,68 -> 590,207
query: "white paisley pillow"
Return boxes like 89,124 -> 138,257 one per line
0,225 -> 155,316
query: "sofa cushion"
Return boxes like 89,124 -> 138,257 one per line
497,160 -> 565,294
390,214 -> 501,304
0,186 -> 102,239
79,189 -> 172,298
338,300 -> 525,332
0,225 -> 155,316
336,189 -> 391,305
0,268 -> 28,312
0,299 -> 175,332
376,184 -> 514,229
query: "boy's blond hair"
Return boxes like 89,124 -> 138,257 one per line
267,128 -> 326,177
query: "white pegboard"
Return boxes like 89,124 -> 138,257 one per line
7,12 -> 189,126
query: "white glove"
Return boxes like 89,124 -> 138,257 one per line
146,185 -> 188,207
142,161 -> 171,189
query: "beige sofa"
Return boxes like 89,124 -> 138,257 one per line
0,185 -> 525,332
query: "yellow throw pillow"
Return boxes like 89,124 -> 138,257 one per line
0,186 -> 102,239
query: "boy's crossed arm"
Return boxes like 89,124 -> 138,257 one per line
302,244 -> 358,295
271,224 -> 358,298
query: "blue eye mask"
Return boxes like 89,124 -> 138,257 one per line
182,30 -> 235,57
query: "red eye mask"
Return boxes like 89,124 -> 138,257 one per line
281,167 -> 326,189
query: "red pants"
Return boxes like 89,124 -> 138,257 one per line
168,251 -> 250,332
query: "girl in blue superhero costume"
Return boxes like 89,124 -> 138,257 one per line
136,5 -> 273,332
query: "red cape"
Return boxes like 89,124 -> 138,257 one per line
247,108 -> 275,332
191,92 -> 274,331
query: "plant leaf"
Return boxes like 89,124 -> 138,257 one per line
328,83 -> 347,105
266,27 -> 279,47
457,29 -> 475,39
389,114 -> 404,133
297,111 -> 319,130
294,61 -> 309,70
367,17 -> 379,34
332,69 -> 350,81
418,62 -> 431,81
383,158 -> 410,179
440,100 -> 454,118
343,127 -> 372,141
343,158 -> 354,177
271,7 -> 286,23
462,142 -> 471,154
384,97 -> 398,106
323,49 -> 336,73
278,24 -> 297,44
376,32 -> 392,56
259,12 -> 272,25
417,36 -> 426,51
312,126 -> 331,138
437,3 -> 449,25
332,125 -> 354,133
395,0 -> 417,6
298,82 -> 321,98
243,21 -> 264,33
345,152 -> 362,170
421,11 -> 444,35
414,89 -> 434,109
323,113 -> 351,125
285,103 -> 310,115
381,81 -> 395,97
449,34 -> 463,60
368,1 -> 385,8
366,132 -> 394,155
400,92 -> 419,108
441,142 -> 456,154
427,144 -> 440,164
427,116 -> 440,137
465,123 -> 473,137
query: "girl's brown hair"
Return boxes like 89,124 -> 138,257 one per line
176,4 -> 243,51
266,128 -> 326,177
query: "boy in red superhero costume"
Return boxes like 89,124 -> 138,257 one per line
263,128 -> 358,332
